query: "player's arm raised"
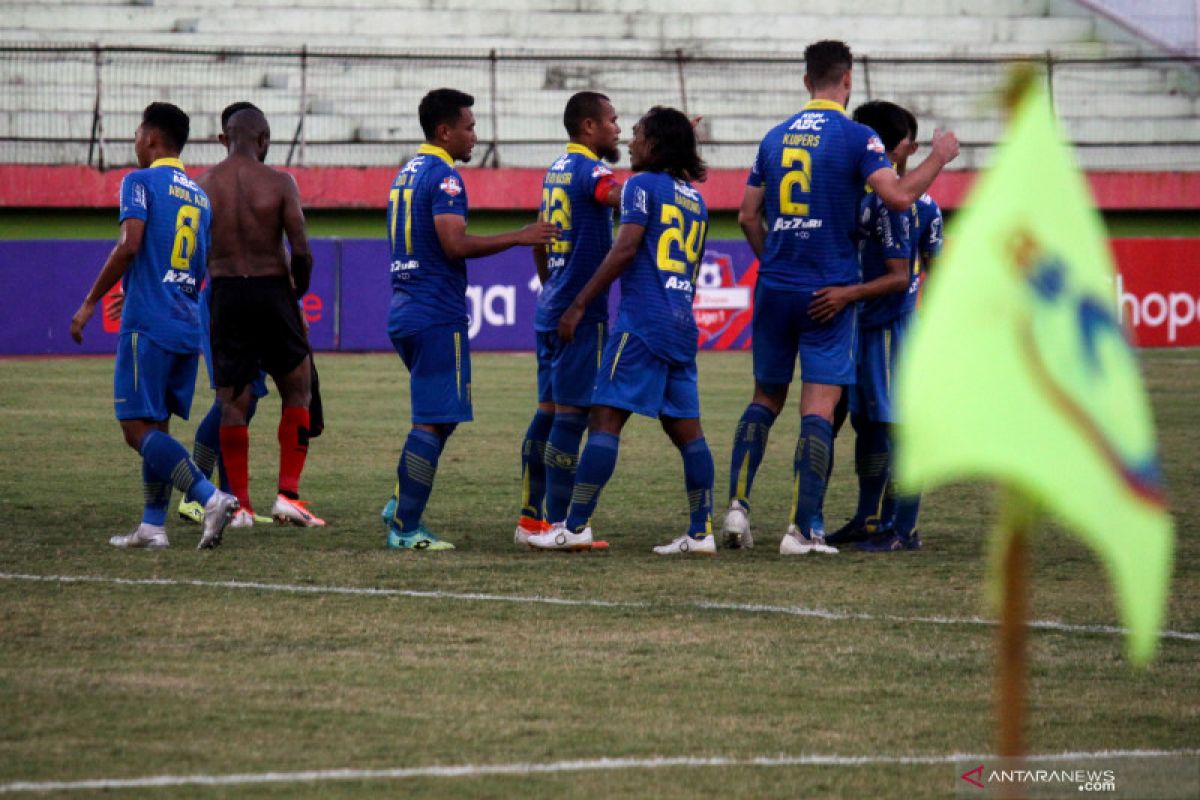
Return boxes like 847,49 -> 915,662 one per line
868,129 -> 960,212
809,256 -> 909,323
558,221 -> 643,343
281,173 -> 313,296
435,214 -> 558,261
737,185 -> 767,259
70,218 -> 145,343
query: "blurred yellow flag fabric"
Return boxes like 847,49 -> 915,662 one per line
894,81 -> 1174,664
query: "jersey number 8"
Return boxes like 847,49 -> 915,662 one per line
170,205 -> 201,270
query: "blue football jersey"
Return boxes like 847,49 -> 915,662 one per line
748,100 -> 892,292
612,172 -> 709,365
534,143 -> 618,332
857,191 -> 915,328
914,193 -> 944,268
118,157 -> 211,354
386,144 -> 470,339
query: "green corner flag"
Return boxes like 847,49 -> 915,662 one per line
895,80 -> 1174,665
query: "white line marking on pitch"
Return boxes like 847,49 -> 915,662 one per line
0,750 -> 1196,794
2,572 -> 1198,643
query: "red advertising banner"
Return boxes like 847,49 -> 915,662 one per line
1113,238 -> 1200,348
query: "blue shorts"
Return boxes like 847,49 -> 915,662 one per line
391,322 -> 473,425
752,285 -> 857,387
113,331 -> 199,422
592,331 -> 700,419
536,321 -> 606,408
848,314 -> 911,423
200,292 -> 269,398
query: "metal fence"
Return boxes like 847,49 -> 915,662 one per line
1,44 -> 1197,171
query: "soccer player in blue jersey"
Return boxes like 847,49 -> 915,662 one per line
527,106 -> 715,555
70,102 -> 239,550
514,91 -> 622,547
854,103 -> 945,554
382,88 -> 559,550
818,101 -> 923,550
721,40 -> 959,555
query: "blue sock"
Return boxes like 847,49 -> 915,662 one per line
140,430 -> 216,506
193,399 -> 221,480
393,428 -> 443,533
681,437 -> 714,538
141,460 -> 171,527
564,431 -> 619,533
852,416 -> 890,525
728,403 -> 776,510
791,415 -> 833,535
813,434 -> 836,532
212,395 -> 258,493
544,411 -> 588,523
519,410 -> 555,520
892,494 -> 922,538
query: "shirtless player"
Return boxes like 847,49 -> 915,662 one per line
199,105 -> 324,527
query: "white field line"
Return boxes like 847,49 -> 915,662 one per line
2,572 -> 1199,644
0,750 -> 1196,794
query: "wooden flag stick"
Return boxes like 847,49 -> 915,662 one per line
997,487 -> 1035,762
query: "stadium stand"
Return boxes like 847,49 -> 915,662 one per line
0,0 -> 1196,170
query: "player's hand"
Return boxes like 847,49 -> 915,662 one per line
808,286 -> 855,323
558,304 -> 583,343
70,300 -> 96,344
517,221 -> 560,246
104,291 -> 124,321
930,129 -> 960,165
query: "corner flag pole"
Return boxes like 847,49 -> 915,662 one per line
996,486 -> 1035,760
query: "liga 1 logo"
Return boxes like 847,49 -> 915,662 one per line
693,248 -> 754,351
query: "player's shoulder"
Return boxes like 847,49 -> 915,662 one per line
917,192 -> 941,211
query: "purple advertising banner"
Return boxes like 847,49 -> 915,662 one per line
0,239 -> 339,356
0,238 -> 760,356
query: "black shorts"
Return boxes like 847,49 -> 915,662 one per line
210,276 -> 310,391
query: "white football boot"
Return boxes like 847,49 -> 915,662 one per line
109,523 -> 169,550
779,524 -> 838,556
199,490 -> 239,550
652,533 -> 716,556
526,523 -> 593,551
721,501 -> 753,549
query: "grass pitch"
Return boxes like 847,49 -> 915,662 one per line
0,350 -> 1196,798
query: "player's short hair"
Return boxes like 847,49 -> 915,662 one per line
419,88 -> 474,140
638,106 -> 706,182
563,91 -> 611,137
804,40 -> 853,90
141,102 -> 189,152
853,101 -> 911,153
220,101 -> 261,132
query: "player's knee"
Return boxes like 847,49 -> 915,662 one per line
752,382 -> 788,414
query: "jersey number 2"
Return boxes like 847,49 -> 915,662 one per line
170,205 -> 201,270
779,147 -> 812,217
542,187 -> 572,254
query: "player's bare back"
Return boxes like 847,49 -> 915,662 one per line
199,157 -> 303,280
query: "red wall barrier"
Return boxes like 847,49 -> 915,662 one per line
1,165 -> 1197,211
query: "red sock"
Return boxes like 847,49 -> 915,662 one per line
218,424 -> 252,511
278,406 -> 310,497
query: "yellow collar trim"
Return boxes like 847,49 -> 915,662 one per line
418,144 -> 455,166
566,143 -> 600,160
150,157 -> 185,169
803,99 -> 846,115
